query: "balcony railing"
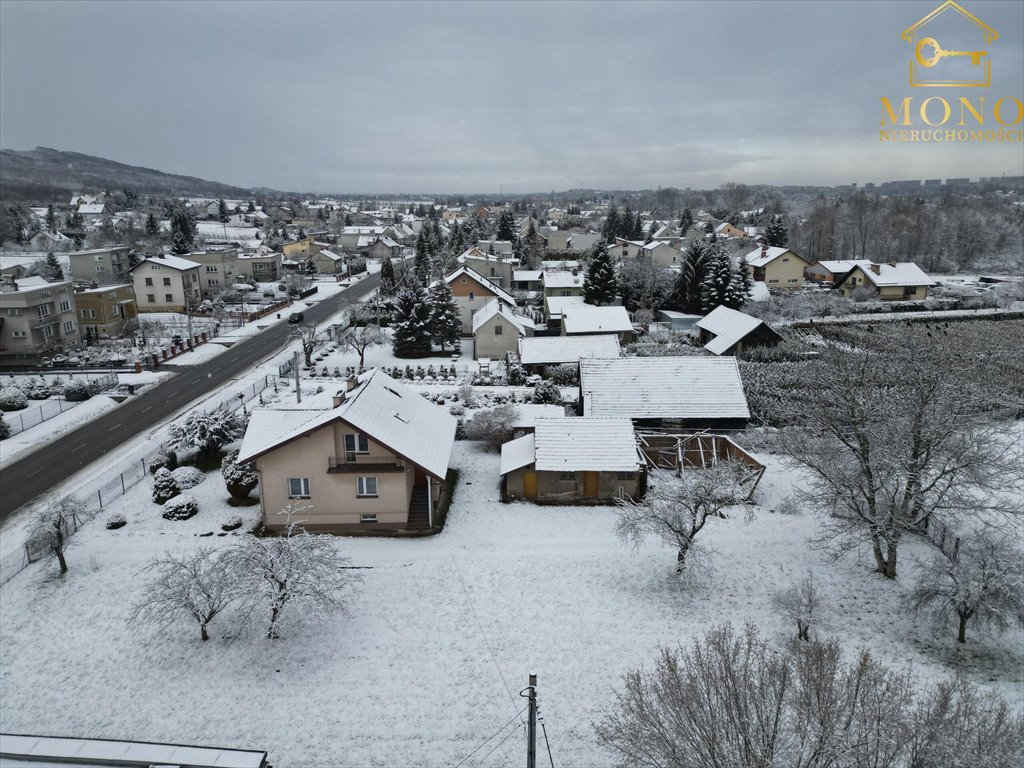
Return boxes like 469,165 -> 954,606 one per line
327,455 -> 404,473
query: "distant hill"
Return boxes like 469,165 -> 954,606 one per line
0,147 -> 255,201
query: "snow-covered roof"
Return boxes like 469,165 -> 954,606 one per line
851,262 -> 936,288
377,237 -> 400,249
472,298 -> 534,334
135,254 -> 201,271
513,270 -> 543,282
8,275 -> 68,290
749,282 -> 771,302
77,203 -> 106,215
0,734 -> 268,768
317,249 -> 343,262
342,226 -> 385,235
500,433 -> 535,475
541,260 -> 581,270
544,295 -> 585,318
813,259 -> 872,274
236,409 -> 327,465
568,233 -> 601,251
533,417 -> 643,472
744,246 -> 808,268
438,265 -> 516,306
518,334 -> 620,366
511,404 -> 566,429
561,305 -> 632,335
542,271 -> 584,289
579,357 -> 750,421
237,369 -> 456,480
696,305 -> 779,356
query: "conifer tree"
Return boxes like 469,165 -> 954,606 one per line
379,255 -> 397,296
646,221 -> 658,243
631,211 -> 644,240
217,199 -> 229,223
764,215 -> 788,247
391,284 -> 433,358
43,252 -> 64,280
671,240 -> 713,313
145,212 -> 160,237
583,242 -> 618,306
621,205 -> 634,240
414,228 -> 432,286
723,258 -> 753,309
46,204 -> 57,233
679,208 -> 693,233
427,279 -> 461,352
698,246 -> 734,313
170,205 -> 196,255
496,208 -> 516,242
602,205 -> 620,244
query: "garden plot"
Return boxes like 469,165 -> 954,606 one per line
1,441 -> 1020,768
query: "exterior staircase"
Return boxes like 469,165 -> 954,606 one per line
407,487 -> 430,530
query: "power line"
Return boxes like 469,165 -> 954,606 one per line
541,720 -> 555,768
475,721 -> 525,766
450,554 -> 524,721
452,706 -> 529,768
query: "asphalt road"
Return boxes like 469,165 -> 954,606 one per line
0,273 -> 380,523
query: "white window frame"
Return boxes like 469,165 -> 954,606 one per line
356,476 -> 378,497
287,477 -> 310,498
360,514 -> 378,524
344,433 -> 369,461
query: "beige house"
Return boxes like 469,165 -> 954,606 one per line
187,248 -> 240,298
308,248 -> 345,274
541,269 -> 585,300
434,265 -> 517,335
642,240 -> 683,267
131,254 -> 202,313
67,247 -> 133,285
804,259 -> 872,284
366,237 -> 401,261
835,262 -> 936,300
236,369 -> 456,533
237,251 -> 282,282
561,304 -> 635,343
472,298 -> 536,360
500,417 -> 646,504
0,275 -> 79,360
462,247 -> 518,289
608,238 -> 647,261
743,243 -> 811,289
74,283 -> 138,340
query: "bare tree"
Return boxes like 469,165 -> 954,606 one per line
129,547 -> 232,641
463,404 -> 517,450
616,463 -> 752,574
27,496 -> 82,576
771,573 -> 822,641
909,533 -> 1024,644
779,343 -> 1020,579
291,322 -> 327,367
338,323 -> 386,368
221,506 -> 361,639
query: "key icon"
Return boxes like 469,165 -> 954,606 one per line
915,37 -> 987,68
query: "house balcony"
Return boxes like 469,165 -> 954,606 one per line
327,456 -> 404,473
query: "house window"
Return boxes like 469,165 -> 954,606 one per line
560,290 -> 571,296
460,278 -> 467,284
37,305 -> 50,318
782,258 -> 790,262
59,300 -> 71,312
42,325 -> 53,338
360,514 -> 378,524
59,287 -> 68,293
95,255 -> 104,262
288,477 -> 310,498
344,433 -> 369,461
788,278 -> 798,283
494,324 -> 503,335
208,279 -> 219,286
147,294 -> 156,303
96,266 -> 106,273
80,309 -> 88,318
63,321 -> 75,332
110,307 -> 118,317
616,471 -> 634,480
356,476 -> 378,497
206,265 -> 218,272
769,279 -> 779,284
163,277 -> 172,286
468,292 -> 475,300
40,291 -> 51,298
12,330 -> 26,338
145,277 -> 153,286
559,471 -> 575,481
165,294 -> 173,302
6,309 -> 22,316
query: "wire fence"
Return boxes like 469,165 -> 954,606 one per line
0,374 -> 278,587
3,374 -> 119,437
925,518 -> 961,561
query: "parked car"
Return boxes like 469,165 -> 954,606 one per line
288,312 -> 304,324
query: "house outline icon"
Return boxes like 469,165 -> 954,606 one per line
901,0 -> 998,87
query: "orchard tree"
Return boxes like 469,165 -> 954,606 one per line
427,279 -> 461,352
771,573 -> 823,641
28,496 -> 83,576
583,242 -> 618,306
339,323 -> 386,367
391,284 -> 432,358
222,508 -> 362,639
618,256 -> 673,316
616,463 -> 753,574
130,548 -> 233,641
290,322 -> 327,367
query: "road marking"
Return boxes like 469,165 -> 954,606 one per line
71,443 -> 88,452
141,406 -> 152,413
108,423 -> 122,431
26,467 -> 44,478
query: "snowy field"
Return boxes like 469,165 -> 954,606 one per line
1,440 -> 1020,768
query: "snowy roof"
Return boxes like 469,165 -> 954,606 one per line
642,240 -> 676,252
518,334 -> 620,365
511,404 -> 566,429
8,275 -> 69,290
544,295 -> 585,318
850,262 -> 936,288
813,259 -> 872,274
579,357 -> 750,421
317,249 -> 343,262
237,409 -> 329,463
377,237 -> 400,249
561,305 -> 633,335
541,260 -> 581,270
135,254 -> 201,271
513,270 -> 543,282
77,203 -> 106,215
532,418 -> 643,472
342,226 -> 385,235
542,271 -> 584,289
695,305 -> 779,356
438,265 -> 516,306
0,734 -> 268,768
568,233 -> 601,250
472,298 -> 534,334
748,282 -> 771,302
744,246 -> 808,268
500,433 -> 536,475
237,369 -> 456,480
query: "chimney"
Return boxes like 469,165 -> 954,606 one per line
332,391 -> 345,408
571,267 -> 578,276
870,263 -> 881,275
345,375 -> 359,392
760,242 -> 768,258
888,260 -> 897,267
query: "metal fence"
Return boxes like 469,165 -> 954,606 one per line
926,518 -> 961,561
3,374 -> 119,436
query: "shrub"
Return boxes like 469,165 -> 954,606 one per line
62,379 -> 92,401
458,382 -> 476,407
152,467 -> 181,504
531,380 -> 563,405
148,450 -> 178,474
448,403 -> 465,416
162,495 -> 198,521
221,514 -> 243,531
0,413 -> 9,440
171,466 -> 206,490
106,513 -> 127,530
463,405 -> 517,450
221,450 -> 259,500
0,386 -> 28,411
26,384 -> 51,400
547,363 -> 579,386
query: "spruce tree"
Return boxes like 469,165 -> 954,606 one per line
217,199 -> 229,223
602,205 -> 620,244
391,284 -> 433,358
43,253 -> 64,280
646,221 -> 658,243
764,215 -> 788,247
145,212 -> 160,237
414,228 -> 431,286
583,242 -> 618,306
496,209 -> 516,242
698,247 -> 733,313
46,204 -> 57,233
379,255 -> 397,296
631,211 -> 644,240
679,208 -> 693,233
427,279 -> 461,352
723,258 -> 752,310
670,240 -> 713,314
621,205 -> 634,240
170,205 -> 196,255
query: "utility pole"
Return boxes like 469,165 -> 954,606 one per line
521,672 -> 537,768
293,350 -> 301,403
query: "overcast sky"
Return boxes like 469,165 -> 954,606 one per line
1,0 -> 1022,194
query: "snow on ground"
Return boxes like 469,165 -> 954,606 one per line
1,441 -> 1020,768
0,395 -> 121,471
